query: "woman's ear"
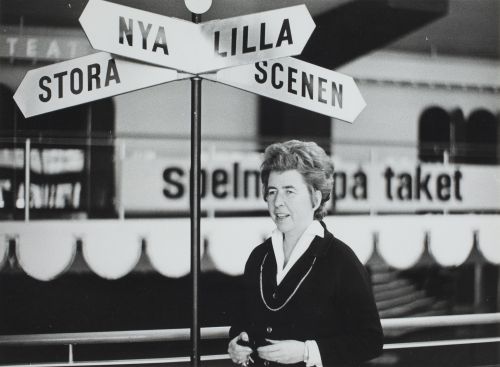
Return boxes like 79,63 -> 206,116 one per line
313,190 -> 322,210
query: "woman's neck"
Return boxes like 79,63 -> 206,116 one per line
282,226 -> 308,266
282,236 -> 296,267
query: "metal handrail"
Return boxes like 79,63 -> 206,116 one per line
1,339 -> 500,367
0,354 -> 229,367
384,337 -> 500,350
381,312 -> 500,329
1,313 -> 499,346
0,326 -> 227,346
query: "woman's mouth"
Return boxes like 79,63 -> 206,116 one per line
275,213 -> 289,220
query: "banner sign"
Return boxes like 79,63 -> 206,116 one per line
0,27 -> 93,61
332,160 -> 500,212
14,52 -> 189,117
0,148 -> 84,209
122,153 -> 264,212
79,0 -> 315,74
121,153 -> 500,213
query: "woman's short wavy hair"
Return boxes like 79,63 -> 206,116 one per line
261,140 -> 334,220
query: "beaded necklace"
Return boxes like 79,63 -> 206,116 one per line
259,251 -> 317,312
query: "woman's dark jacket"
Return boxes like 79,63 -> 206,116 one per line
230,222 -> 383,367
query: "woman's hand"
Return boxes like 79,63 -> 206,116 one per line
228,332 -> 254,366
257,339 -> 305,364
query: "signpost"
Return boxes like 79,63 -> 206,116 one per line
205,57 -> 366,122
79,0 -> 315,74
14,52 -> 189,117
13,1 -> 367,366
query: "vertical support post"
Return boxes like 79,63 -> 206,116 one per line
474,262 -> 483,311
85,105 -> 92,216
473,231 -> 483,312
497,268 -> 500,312
24,138 -> 31,221
449,113 -> 456,164
12,107 -> 18,213
68,344 -> 74,364
497,269 -> 500,363
190,12 -> 202,367
117,139 -> 126,220
369,147 -> 374,216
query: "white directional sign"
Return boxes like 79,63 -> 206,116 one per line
79,0 -> 315,74
204,57 -> 366,122
199,5 -> 315,73
14,52 -> 189,118
15,2 -> 367,125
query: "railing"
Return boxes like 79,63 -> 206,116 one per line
1,313 -> 499,366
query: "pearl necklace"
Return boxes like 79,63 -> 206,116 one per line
259,251 -> 317,312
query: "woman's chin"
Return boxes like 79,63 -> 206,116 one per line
276,222 -> 294,234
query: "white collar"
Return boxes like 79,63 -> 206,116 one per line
270,220 -> 324,285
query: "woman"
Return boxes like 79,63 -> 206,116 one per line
228,140 -> 383,367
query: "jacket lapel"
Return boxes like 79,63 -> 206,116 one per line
263,227 -> 333,307
261,223 -> 332,307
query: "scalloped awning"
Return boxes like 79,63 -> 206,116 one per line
0,215 -> 498,281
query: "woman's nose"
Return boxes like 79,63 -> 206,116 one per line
273,191 -> 285,206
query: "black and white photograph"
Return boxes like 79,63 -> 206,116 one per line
0,0 -> 499,366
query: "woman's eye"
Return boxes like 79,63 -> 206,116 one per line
267,190 -> 277,197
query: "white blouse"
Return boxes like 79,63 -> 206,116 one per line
269,220 -> 325,367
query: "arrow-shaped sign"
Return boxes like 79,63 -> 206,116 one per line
203,57 -> 366,122
14,52 -> 190,118
79,0 -> 315,74
198,5 -> 315,73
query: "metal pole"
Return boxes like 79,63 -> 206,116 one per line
190,12 -> 202,367
13,106 -> 19,215
68,344 -> 74,363
474,262 -> 483,312
24,138 -> 31,221
473,231 -> 483,312
85,105 -> 92,216
118,139 -> 126,221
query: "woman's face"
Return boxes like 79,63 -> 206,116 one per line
266,170 -> 319,239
